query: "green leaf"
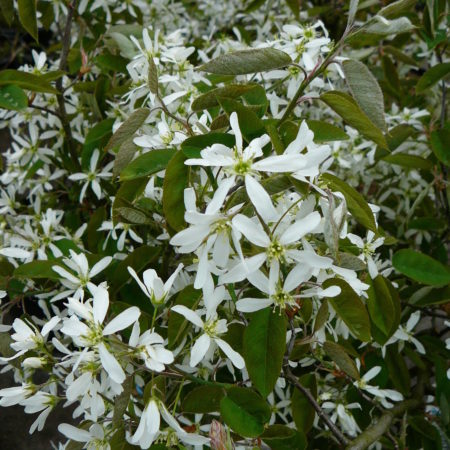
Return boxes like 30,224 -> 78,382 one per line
162,151 -> 189,231
243,309 -> 287,398
220,387 -> 271,438
305,120 -> 349,142
323,341 -> 360,379
120,149 -> 176,181
321,173 -> 377,232
181,132 -> 235,158
320,91 -> 387,148
382,153 -> 433,171
324,278 -> 371,342
0,0 -> 14,26
430,129 -> 450,165
261,425 -> 307,450
385,346 -> 410,395
416,63 -> 450,93
192,84 -> 259,111
366,276 -> 397,344
0,70 -> 58,94
14,260 -> 61,280
342,59 -> 385,130
168,285 -> 202,348
291,374 -> 317,433
218,97 -> 265,142
182,386 -> 225,413
392,249 -> 450,286
199,48 -> 291,75
106,108 -> 150,152
18,0 -> 38,42
314,300 -> 329,332
0,85 -> 28,111
111,245 -> 160,295
112,178 -> 148,225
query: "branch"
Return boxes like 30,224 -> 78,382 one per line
56,0 -> 81,170
345,399 -> 420,450
283,319 -> 349,446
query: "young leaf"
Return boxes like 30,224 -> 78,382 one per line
220,387 -> 271,438
342,59 -> 385,130
378,0 -> 416,19
324,278 -> 371,342
199,48 -> 291,75
392,249 -> 450,286
120,149 -> 176,181
113,139 -> 139,178
320,91 -> 387,148
162,151 -> 189,231
18,0 -> 38,42
323,341 -> 360,379
148,57 -> 158,94
321,173 -> 377,232
0,85 -> 28,111
416,63 -> 450,93
243,309 -> 287,398
291,373 -> 317,433
105,108 -> 150,151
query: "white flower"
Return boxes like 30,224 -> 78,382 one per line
60,285 -> 140,384
68,149 -> 113,203
52,250 -> 112,299
354,366 -> 403,408
387,311 -> 425,354
129,397 -> 209,449
58,423 -> 110,449
171,286 -> 245,369
347,231 -> 383,278
128,263 -> 183,306
129,321 -> 174,371
236,265 -> 340,313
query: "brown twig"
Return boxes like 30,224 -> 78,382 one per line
283,319 -> 349,446
56,0 -> 81,170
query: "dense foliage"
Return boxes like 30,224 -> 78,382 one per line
0,0 -> 449,449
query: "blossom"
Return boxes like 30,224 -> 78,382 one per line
387,311 -> 425,354
347,231 -> 383,278
171,286 -> 245,368
52,250 -> 112,299
68,149 -> 113,203
354,366 -> 403,408
60,285 -> 140,383
128,263 -> 183,306
128,321 -> 174,371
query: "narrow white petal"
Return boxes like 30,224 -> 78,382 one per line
230,112 -> 242,153
98,342 -> 125,384
215,338 -> 245,369
245,175 -> 278,223
103,307 -> 140,335
171,305 -> 204,328
92,286 -> 109,325
232,214 -> 269,247
236,298 -> 273,312
190,334 -> 211,367
89,256 -> 112,277
58,424 -> 91,442
279,211 -> 321,245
